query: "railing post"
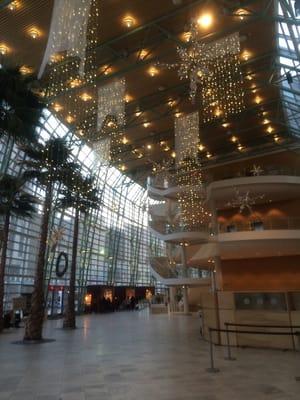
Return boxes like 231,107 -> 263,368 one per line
295,332 -> 300,382
224,323 -> 236,361
206,328 -> 220,373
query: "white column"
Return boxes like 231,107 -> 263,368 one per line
169,286 -> 176,312
182,285 -> 189,314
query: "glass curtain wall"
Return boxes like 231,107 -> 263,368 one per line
277,0 -> 300,134
0,109 -> 163,312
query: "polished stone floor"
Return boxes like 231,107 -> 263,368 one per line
0,311 -> 299,400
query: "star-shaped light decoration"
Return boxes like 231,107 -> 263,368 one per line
49,227 -> 65,252
157,22 -> 212,102
250,164 -> 264,176
227,188 -> 265,214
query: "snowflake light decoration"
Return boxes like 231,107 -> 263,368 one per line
227,188 -> 265,214
250,164 -> 264,176
157,23 -> 211,102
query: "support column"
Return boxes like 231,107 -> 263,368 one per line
180,245 -> 189,313
169,286 -> 176,312
182,285 -> 189,314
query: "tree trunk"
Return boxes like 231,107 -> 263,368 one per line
24,185 -> 52,341
0,211 -> 10,333
63,207 -> 79,329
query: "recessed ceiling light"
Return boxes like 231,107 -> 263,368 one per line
262,118 -> 270,125
206,152 -> 212,158
120,164 -> 127,171
197,13 -> 213,29
66,115 -> 75,124
27,27 -> 41,39
273,135 -> 280,142
222,122 -> 230,128
143,122 -> 150,128
135,110 -> 142,117
235,8 -> 250,20
0,43 -> 10,55
254,95 -> 262,104
198,143 -> 205,151
148,66 -> 159,77
171,151 -> 176,158
146,144 -> 152,150
80,92 -> 92,101
20,65 -> 33,75
52,103 -> 63,112
231,136 -> 238,143
182,31 -> 192,42
122,136 -> 129,144
123,15 -> 135,28
139,49 -> 148,59
266,126 -> 274,134
8,1 -> 20,11
125,94 -> 133,103
241,50 -> 251,61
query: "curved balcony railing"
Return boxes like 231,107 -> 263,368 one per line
149,256 -> 210,280
149,221 -> 210,235
148,167 -> 300,190
218,217 -> 300,234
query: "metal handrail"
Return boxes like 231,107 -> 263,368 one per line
149,220 -> 210,234
218,217 -> 300,233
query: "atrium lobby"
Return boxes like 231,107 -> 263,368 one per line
1,0 -> 300,399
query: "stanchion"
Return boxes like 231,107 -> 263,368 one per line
206,328 -> 220,373
224,323 -> 236,361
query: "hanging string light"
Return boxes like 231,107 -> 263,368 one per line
157,22 -> 244,121
40,0 -> 99,139
175,112 -> 199,166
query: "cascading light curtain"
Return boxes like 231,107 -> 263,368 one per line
201,32 -> 245,122
95,78 -> 126,162
173,112 -> 209,230
38,0 -> 93,79
174,112 -> 199,166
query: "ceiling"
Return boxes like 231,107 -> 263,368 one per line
0,0 -> 299,185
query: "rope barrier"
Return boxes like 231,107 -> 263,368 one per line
205,325 -> 300,381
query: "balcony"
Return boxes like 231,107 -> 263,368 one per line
217,217 -> 300,259
148,167 -> 300,203
148,221 -> 210,244
149,256 -> 211,286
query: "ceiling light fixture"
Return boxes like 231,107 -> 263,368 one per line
19,65 -> 33,75
123,15 -> 135,28
197,13 -> 213,29
28,27 -> 41,39
0,43 -> 10,55
148,66 -> 159,77
8,1 -> 20,11
52,103 -> 63,112
80,92 -> 92,101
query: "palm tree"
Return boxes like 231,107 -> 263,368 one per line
56,174 -> 99,329
0,174 -> 38,332
22,138 -> 79,341
0,66 -> 43,172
